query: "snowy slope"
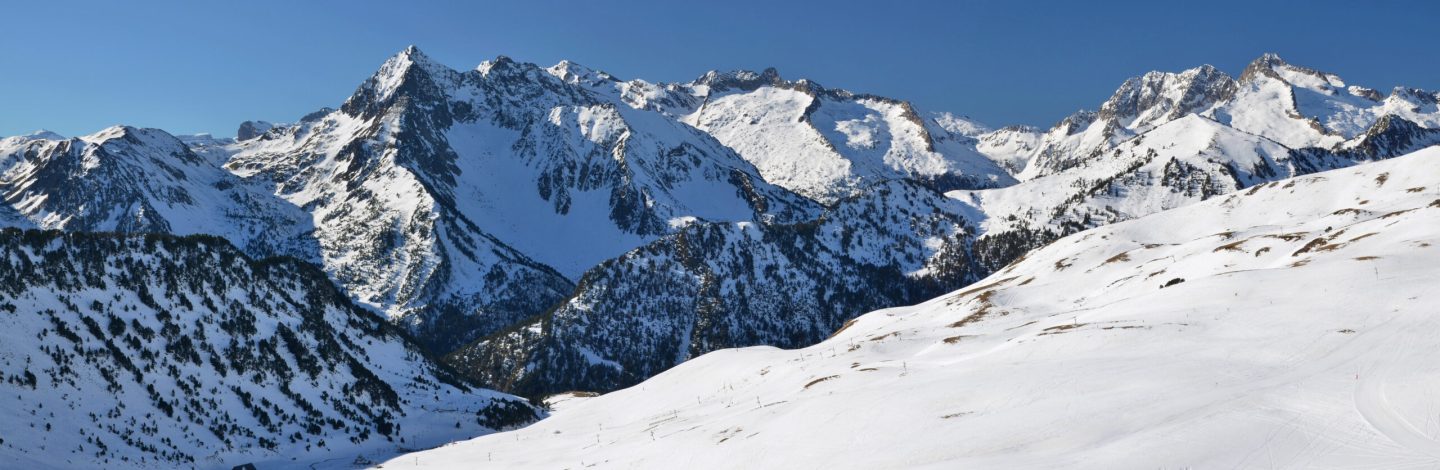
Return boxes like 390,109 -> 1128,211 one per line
0,229 -> 537,469
386,146 -> 1440,469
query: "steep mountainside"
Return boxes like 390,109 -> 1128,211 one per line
448,180 -> 983,396
224,47 -> 817,352
0,229 -> 537,469
388,146 -> 1440,469
550,63 -> 1016,202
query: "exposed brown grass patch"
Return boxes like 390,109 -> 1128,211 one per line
948,290 -> 998,329
1039,323 -> 1086,335
1354,256 -> 1380,261
804,375 -> 839,389
1102,252 -> 1131,264
942,335 -> 972,344
1375,172 -> 1389,187
1331,208 -> 1366,216
1213,240 -> 1247,252
1381,209 -> 1413,219
1263,233 -> 1307,242
1406,187 -> 1425,193
868,332 -> 899,342
828,318 -> 860,339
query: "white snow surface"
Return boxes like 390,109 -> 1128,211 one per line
550,64 -> 1018,202
384,147 -> 1440,469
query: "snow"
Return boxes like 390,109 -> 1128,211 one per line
383,146 -> 1440,469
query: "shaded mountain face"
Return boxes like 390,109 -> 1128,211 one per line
448,180 -> 983,396
0,229 -> 537,468
549,63 -> 1016,203
388,145 -> 1440,470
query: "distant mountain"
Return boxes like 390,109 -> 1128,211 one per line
0,229 -> 536,468
961,53 -> 1440,274
550,62 -> 1016,202
385,145 -> 1440,469
0,126 -> 317,259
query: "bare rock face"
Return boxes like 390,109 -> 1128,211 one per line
236,120 -> 275,140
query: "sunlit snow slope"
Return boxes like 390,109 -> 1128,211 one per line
387,147 -> 1440,469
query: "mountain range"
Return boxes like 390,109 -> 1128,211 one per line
2,47 -> 1438,467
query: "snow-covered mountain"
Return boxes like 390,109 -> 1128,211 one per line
443,53 -> 1440,398
549,63 -> 1016,202
386,145 -> 1440,469
987,53 -> 1440,181
0,229 -> 537,469
0,126 -> 317,259
960,53 -> 1440,274
222,47 -> 819,352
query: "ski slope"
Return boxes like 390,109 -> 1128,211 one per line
384,147 -> 1440,469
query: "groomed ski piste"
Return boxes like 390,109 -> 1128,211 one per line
384,147 -> 1440,469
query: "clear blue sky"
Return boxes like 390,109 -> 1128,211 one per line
3,0 -> 1438,138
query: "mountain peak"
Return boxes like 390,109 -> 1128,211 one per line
547,59 -> 615,85
1098,64 -> 1235,129
383,45 -> 451,77
1239,52 -> 1288,82
691,67 -> 786,92
342,46 -> 459,117
1255,52 -> 1286,67
22,129 -> 65,140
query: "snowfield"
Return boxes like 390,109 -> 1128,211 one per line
384,147 -> 1440,469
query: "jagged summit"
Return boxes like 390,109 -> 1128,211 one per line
691,67 -> 790,92
546,59 -> 617,85
1097,63 -> 1236,132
